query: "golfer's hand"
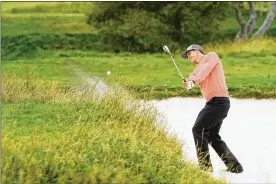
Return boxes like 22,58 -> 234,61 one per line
182,80 -> 194,90
182,80 -> 189,88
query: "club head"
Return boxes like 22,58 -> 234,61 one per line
163,45 -> 171,55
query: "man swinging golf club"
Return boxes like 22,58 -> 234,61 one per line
181,44 -> 243,173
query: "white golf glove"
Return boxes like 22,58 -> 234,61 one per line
187,80 -> 194,90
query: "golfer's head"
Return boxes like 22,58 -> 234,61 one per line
181,44 -> 204,64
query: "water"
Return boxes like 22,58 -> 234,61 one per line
151,97 -> 276,183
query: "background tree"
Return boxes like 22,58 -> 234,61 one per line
235,2 -> 276,40
253,2 -> 276,38
87,2 -> 231,52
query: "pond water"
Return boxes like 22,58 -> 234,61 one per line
151,97 -> 276,183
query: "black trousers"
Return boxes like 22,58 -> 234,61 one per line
192,97 -> 241,169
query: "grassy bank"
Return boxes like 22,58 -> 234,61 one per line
2,73 -> 225,183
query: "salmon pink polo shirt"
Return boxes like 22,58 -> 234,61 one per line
188,52 -> 229,102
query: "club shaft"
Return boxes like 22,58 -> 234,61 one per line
169,54 -> 186,81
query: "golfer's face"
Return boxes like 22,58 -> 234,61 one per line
187,50 -> 197,63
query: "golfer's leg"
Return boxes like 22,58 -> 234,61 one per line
192,107 -> 213,170
208,121 -> 240,167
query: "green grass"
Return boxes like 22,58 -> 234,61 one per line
2,74 -> 225,183
1,2 -> 93,13
1,2 -> 58,12
1,2 -> 96,36
1,14 -> 96,36
3,45 -> 276,99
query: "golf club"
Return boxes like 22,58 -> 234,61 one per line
163,45 -> 192,90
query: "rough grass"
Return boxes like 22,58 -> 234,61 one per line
204,37 -> 276,56
2,73 -> 225,183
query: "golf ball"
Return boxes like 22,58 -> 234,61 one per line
107,71 -> 111,75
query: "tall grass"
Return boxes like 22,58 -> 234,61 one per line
204,37 -> 276,56
2,72 -> 225,183
2,69 -> 77,103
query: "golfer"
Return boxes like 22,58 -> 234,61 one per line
181,44 -> 243,173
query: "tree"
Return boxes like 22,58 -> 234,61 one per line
235,2 -> 276,39
253,2 -> 276,38
87,2 -> 231,52
234,2 -> 256,39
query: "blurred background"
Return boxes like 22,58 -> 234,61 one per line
2,2 -> 276,54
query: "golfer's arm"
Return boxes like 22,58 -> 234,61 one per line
189,52 -> 218,84
188,71 -> 196,79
